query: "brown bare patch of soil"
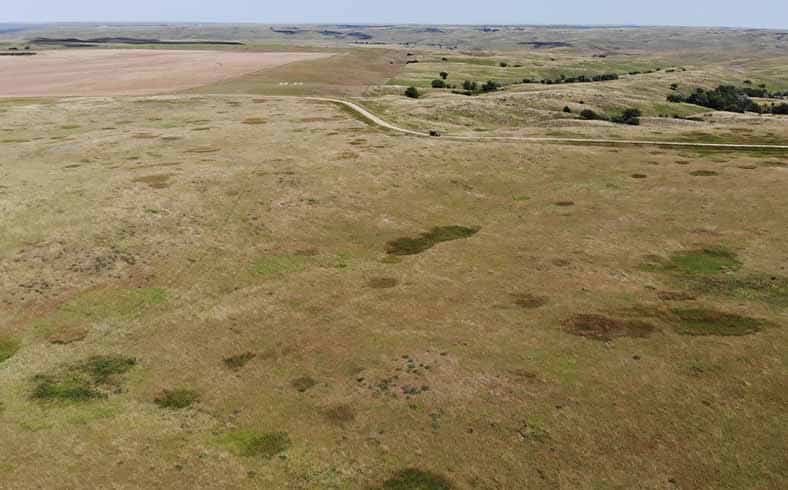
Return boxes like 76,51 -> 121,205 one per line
565,314 -> 656,341
47,327 -> 88,345
132,173 -> 174,189
367,277 -> 399,289
657,291 -> 696,301
324,404 -> 356,426
291,376 -> 317,392
512,293 -> 548,309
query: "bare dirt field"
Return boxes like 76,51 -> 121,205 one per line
0,49 -> 333,97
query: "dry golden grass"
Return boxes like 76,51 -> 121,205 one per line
1,93 -> 786,488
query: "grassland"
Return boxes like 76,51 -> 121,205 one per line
0,23 -> 787,489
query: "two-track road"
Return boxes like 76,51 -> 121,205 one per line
279,96 -> 788,151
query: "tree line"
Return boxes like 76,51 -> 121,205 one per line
668,85 -> 788,114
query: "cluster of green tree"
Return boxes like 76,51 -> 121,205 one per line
771,103 -> 788,114
737,85 -> 788,98
667,85 -> 762,113
522,73 -> 620,85
579,108 -> 641,125
452,80 -> 502,96
611,108 -> 642,125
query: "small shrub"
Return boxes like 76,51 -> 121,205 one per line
404,86 -> 420,99
431,79 -> 446,89
499,62 -> 508,67
439,71 -> 448,80
154,389 -> 200,409
562,106 -> 572,113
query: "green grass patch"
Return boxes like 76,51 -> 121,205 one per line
81,356 -> 137,383
672,309 -> 764,336
386,225 -> 480,256
378,468 -> 453,490
253,255 -> 310,276
33,287 -> 167,336
220,430 -> 291,459
154,389 -> 200,409
642,247 -> 741,275
682,274 -> 788,308
31,355 -> 137,403
0,337 -> 20,363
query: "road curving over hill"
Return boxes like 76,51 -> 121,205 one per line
276,96 -> 788,151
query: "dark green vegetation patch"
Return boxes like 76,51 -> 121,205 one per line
221,431 -> 291,459
672,309 -> 764,336
0,336 -> 20,363
154,389 -> 200,409
643,248 -> 788,307
386,226 -> 480,256
31,355 -> 137,402
378,468 -> 453,490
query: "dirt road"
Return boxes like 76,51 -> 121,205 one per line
306,97 -> 788,150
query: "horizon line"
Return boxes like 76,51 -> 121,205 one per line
1,21 -> 785,30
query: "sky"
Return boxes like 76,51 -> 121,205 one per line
2,1 -> 787,29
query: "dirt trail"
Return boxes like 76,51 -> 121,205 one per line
306,96 -> 788,150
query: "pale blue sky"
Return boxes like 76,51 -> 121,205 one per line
3,1 -> 787,29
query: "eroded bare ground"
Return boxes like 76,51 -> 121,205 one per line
1,95 -> 787,489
